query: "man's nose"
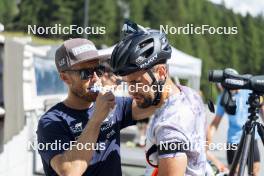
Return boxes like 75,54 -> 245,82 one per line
91,72 -> 99,83
128,86 -> 137,96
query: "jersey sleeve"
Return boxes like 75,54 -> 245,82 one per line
37,112 -> 71,166
154,101 -> 204,160
115,97 -> 137,129
155,122 -> 189,159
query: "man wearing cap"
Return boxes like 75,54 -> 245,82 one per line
37,38 -> 149,176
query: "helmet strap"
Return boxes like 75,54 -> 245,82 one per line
147,70 -> 166,106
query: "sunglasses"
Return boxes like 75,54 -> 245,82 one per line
65,66 -> 105,80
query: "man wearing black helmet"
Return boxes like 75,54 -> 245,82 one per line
110,28 -> 207,175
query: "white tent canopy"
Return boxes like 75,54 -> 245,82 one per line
168,47 -> 202,90
0,23 -> 4,32
98,45 -> 202,90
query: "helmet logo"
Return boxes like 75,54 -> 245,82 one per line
139,54 -> 158,68
161,37 -> 167,44
135,56 -> 145,64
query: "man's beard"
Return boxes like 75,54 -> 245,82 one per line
136,95 -> 154,108
71,88 -> 98,102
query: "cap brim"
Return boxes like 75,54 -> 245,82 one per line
97,53 -> 111,61
71,54 -> 110,67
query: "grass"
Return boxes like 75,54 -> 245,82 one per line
1,31 -> 63,45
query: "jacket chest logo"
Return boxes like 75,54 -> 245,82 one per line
70,122 -> 83,133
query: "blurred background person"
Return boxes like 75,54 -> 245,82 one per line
135,118 -> 148,147
207,83 -> 264,175
206,83 -> 229,173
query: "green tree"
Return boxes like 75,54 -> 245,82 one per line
191,34 -> 213,97
166,0 -> 193,55
221,11 -> 239,70
242,14 -> 261,74
88,0 -> 118,46
144,0 -> 169,28
10,0 -> 264,99
126,0 -> 149,26
0,0 -> 18,29
255,14 -> 264,74
228,14 -> 245,72
16,0 -> 73,38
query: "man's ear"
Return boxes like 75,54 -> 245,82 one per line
60,72 -> 71,85
157,65 -> 167,80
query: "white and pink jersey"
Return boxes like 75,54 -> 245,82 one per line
145,85 -> 207,176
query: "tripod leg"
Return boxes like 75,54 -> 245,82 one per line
229,130 -> 246,176
238,133 -> 252,176
247,124 -> 256,176
257,123 -> 264,145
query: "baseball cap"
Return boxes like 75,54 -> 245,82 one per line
55,38 -> 107,72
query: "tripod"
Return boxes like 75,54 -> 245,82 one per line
229,92 -> 264,176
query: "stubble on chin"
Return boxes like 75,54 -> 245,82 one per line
71,88 -> 98,102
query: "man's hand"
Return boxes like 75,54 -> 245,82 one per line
215,160 -> 229,173
207,151 -> 229,173
50,116 -> 103,176
158,154 -> 187,176
93,91 -> 115,123
50,92 -> 115,176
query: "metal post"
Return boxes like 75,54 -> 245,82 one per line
83,0 -> 89,39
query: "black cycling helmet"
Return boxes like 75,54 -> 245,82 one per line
110,29 -> 172,76
110,24 -> 172,106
